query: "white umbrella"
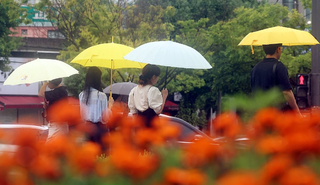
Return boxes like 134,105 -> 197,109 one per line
124,41 -> 212,69
4,58 -> 79,85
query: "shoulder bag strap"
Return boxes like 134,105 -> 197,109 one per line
272,62 -> 279,86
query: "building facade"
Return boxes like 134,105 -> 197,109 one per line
0,1 -> 64,124
258,0 -> 311,22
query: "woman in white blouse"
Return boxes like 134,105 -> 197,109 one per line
128,64 -> 168,127
79,67 -> 110,148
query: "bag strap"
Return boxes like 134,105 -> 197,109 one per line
272,62 -> 279,86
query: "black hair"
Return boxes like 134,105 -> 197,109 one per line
49,78 -> 62,87
83,67 -> 102,105
138,64 -> 161,85
262,43 -> 282,55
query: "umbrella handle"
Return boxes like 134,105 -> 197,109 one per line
109,96 -> 114,109
110,62 -> 113,98
164,67 -> 168,88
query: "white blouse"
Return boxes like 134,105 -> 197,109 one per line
79,88 -> 109,123
128,85 -> 163,114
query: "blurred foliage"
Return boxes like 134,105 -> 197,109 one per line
3,99 -> 320,184
0,0 -> 30,71
222,88 -> 285,122
300,0 -> 312,9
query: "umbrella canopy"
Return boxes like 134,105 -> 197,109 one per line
103,82 -> 137,103
70,42 -> 146,98
4,58 -> 78,85
238,26 -> 319,54
124,41 -> 212,69
103,82 -> 137,96
70,43 -> 146,69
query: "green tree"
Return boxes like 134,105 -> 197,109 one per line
175,2 -> 309,116
36,0 -> 174,96
300,0 -> 311,9
0,0 -> 29,71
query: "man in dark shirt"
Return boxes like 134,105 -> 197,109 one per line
38,78 -> 68,143
251,43 -> 300,114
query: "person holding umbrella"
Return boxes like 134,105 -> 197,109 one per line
251,43 -> 300,114
38,78 -> 69,143
79,67 -> 111,150
128,64 -> 168,127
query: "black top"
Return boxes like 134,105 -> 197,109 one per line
45,86 -> 68,109
251,58 -> 292,92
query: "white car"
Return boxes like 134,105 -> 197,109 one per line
0,124 -> 48,155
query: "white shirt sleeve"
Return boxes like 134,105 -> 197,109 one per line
128,88 -> 138,114
148,86 -> 163,114
79,91 -> 86,120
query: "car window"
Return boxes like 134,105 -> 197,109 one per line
165,119 -> 198,142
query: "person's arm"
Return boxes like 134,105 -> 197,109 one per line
155,88 -> 168,114
128,89 -> 138,114
282,90 -> 301,114
38,81 -> 48,98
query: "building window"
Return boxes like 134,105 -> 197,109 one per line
47,30 -> 65,39
283,0 -> 299,11
21,29 -> 27,36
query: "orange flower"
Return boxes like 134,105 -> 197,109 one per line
46,98 -> 82,126
6,166 -> 33,185
134,128 -> 164,148
284,129 -> 320,154
251,107 -> 282,135
95,160 -> 110,177
304,111 -> 320,128
212,112 -> 242,139
12,127 -> 41,168
0,153 -> 16,185
105,105 -> 126,129
260,154 -> 293,184
279,166 -> 319,185
256,135 -> 286,154
102,132 -> 125,147
274,113 -> 301,133
216,171 -> 258,185
183,137 -> 221,167
30,154 -> 61,180
110,144 -> 159,179
134,118 -> 181,148
68,142 -> 101,174
42,135 -> 75,157
163,168 -> 206,185
153,117 -> 181,140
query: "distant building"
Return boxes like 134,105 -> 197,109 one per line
258,0 -> 311,22
0,1 -> 64,124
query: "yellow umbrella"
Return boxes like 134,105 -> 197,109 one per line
238,26 -> 319,54
71,41 -> 146,99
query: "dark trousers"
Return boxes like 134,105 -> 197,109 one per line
86,121 -> 109,152
137,108 -> 158,128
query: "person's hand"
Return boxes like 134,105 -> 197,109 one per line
162,88 -> 168,100
108,96 -> 114,109
43,100 -> 49,109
